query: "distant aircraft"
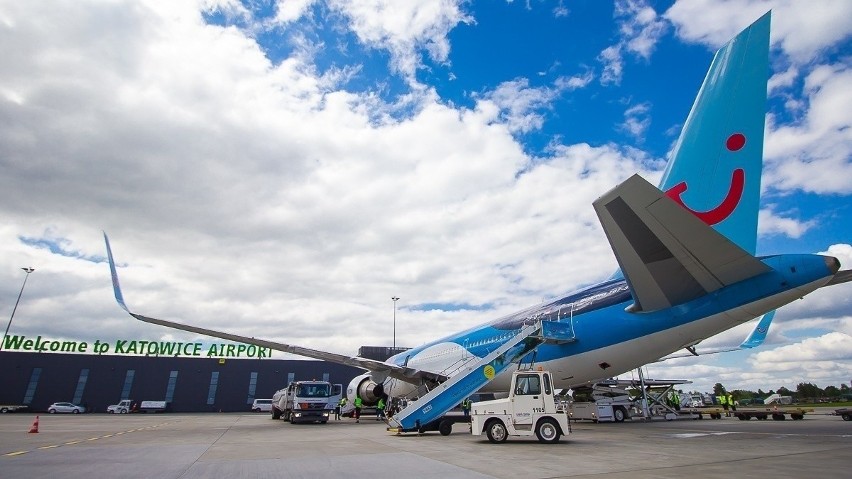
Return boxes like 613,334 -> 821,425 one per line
105,12 -> 851,430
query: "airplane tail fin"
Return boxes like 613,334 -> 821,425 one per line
658,12 -> 770,255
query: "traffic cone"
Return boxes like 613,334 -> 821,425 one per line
28,416 -> 39,434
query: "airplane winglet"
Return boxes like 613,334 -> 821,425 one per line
103,232 -> 129,313
738,310 -> 775,349
657,310 -> 776,361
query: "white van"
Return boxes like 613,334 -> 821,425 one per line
252,399 -> 272,413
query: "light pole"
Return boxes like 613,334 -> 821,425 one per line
391,296 -> 399,350
1,267 -> 35,351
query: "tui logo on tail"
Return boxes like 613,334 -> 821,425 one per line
664,133 -> 748,226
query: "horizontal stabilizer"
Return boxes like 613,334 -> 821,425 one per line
593,175 -> 770,312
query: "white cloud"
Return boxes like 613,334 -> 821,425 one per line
598,45 -> 624,86
615,0 -> 668,60
620,102 -> 652,140
752,332 -> 851,363
325,0 -> 472,82
666,0 -> 852,60
272,0 -> 317,24
764,64 -> 852,195
757,207 -> 816,239
598,0 -> 668,85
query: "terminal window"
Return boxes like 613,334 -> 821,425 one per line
165,370 -> 179,402
72,368 -> 90,405
121,370 -> 135,399
246,372 -> 258,404
207,371 -> 219,405
22,367 -> 42,405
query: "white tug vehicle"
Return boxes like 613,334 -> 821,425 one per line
470,369 -> 570,444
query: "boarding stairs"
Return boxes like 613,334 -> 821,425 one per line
386,319 -> 575,432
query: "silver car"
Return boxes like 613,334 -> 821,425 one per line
47,402 -> 86,414
252,399 -> 272,413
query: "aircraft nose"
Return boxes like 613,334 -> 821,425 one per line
824,255 -> 841,274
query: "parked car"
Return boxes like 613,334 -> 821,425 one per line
252,399 -> 272,413
47,402 -> 86,414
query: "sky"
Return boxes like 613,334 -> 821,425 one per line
1,0 -> 850,395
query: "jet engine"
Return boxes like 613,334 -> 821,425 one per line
345,373 -> 420,407
346,373 -> 384,406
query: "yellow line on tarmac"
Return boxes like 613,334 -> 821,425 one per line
4,451 -> 29,456
38,445 -> 60,450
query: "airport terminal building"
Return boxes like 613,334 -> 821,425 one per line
0,351 -> 364,413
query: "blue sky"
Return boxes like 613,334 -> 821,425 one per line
0,0 -> 850,394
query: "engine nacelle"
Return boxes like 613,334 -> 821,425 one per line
346,373 -> 384,406
345,374 -> 419,406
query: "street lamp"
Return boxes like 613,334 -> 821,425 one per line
391,296 -> 399,350
1,267 -> 35,351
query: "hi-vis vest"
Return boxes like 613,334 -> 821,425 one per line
719,394 -> 727,405
354,397 -> 363,408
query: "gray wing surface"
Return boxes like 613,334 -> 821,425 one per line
104,233 -> 446,385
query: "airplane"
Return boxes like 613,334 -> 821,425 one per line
104,12 -> 850,425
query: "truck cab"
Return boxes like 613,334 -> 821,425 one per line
272,380 -> 338,423
470,370 -> 570,444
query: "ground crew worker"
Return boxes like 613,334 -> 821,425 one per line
461,398 -> 472,418
376,397 -> 385,421
668,390 -> 681,411
727,393 -> 736,413
336,397 -> 347,420
354,394 -> 363,423
719,392 -> 729,416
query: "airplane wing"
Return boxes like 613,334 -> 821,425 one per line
827,269 -> 852,286
593,174 -> 770,312
103,232 -> 447,385
657,310 -> 775,361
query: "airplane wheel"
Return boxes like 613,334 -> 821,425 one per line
438,419 -> 453,436
485,420 -> 508,444
535,418 -> 561,444
272,409 -> 281,420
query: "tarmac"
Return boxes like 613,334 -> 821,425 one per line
1,408 -> 849,479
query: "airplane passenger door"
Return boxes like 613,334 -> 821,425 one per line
511,373 -> 545,427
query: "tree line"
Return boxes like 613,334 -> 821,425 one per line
712,382 -> 851,403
